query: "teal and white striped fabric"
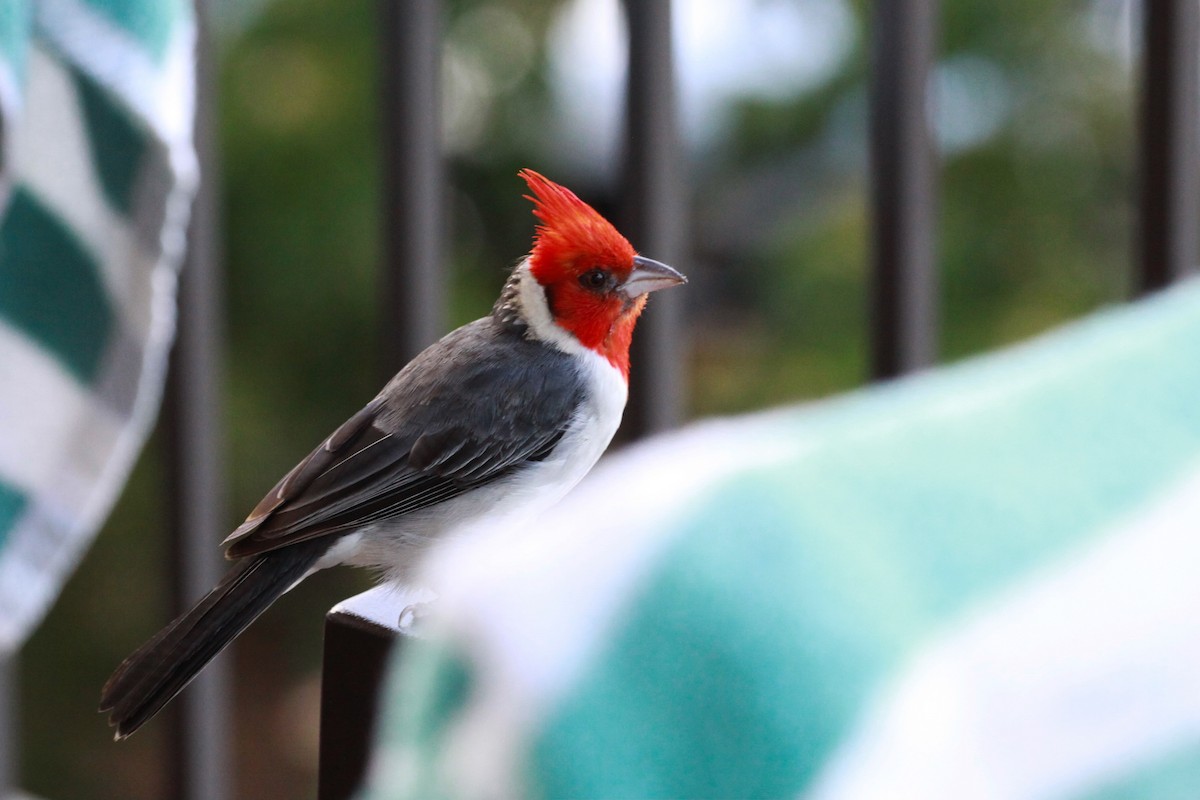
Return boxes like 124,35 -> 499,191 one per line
0,0 -> 194,653
363,278 -> 1200,800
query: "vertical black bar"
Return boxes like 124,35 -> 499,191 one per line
1136,0 -> 1199,295
318,614 -> 398,800
379,0 -> 444,377
0,656 -> 12,795
163,2 -> 230,799
868,0 -> 938,379
621,0 -> 687,437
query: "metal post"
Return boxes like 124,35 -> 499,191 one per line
318,611 -> 399,800
0,656 -> 13,795
378,0 -> 445,376
162,2 -> 230,798
868,0 -> 938,379
1136,0 -> 1199,295
621,0 -> 687,437
314,4 -> 444,794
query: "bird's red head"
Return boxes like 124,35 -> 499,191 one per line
520,169 -> 684,378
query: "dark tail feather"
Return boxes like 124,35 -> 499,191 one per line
100,540 -> 327,739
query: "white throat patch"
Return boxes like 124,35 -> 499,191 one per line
513,260 -> 592,359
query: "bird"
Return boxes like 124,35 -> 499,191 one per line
99,169 -> 685,739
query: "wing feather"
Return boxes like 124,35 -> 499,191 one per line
224,318 -> 585,559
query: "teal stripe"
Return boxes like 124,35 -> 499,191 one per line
366,638 -> 470,800
531,287 -> 1200,798
0,187 -> 114,381
0,0 -> 32,84
72,69 -> 148,215
0,481 -> 26,546
535,486 -> 893,799
368,282 -> 1200,800
1079,741 -> 1200,800
87,0 -> 180,63
533,478 -> 906,799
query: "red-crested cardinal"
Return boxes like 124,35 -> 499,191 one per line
99,170 -> 685,738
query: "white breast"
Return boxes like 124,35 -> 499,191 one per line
501,263 -> 629,512
339,324 -> 629,587
533,345 -> 628,495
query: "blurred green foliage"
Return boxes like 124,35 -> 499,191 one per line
20,0 -> 1136,796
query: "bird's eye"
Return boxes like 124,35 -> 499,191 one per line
580,268 -> 610,291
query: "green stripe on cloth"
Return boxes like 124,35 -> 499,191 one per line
368,640 -> 473,797
72,68 -> 147,214
535,487 -> 891,799
362,280 -> 1200,800
529,285 -> 1200,798
0,482 -> 25,547
86,0 -> 178,63
0,1 -> 32,81
0,186 -> 113,381
0,0 -> 194,654
1080,741 -> 1200,800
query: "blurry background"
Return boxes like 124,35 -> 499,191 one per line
18,0 -> 1139,796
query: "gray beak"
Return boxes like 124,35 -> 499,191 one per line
621,256 -> 687,299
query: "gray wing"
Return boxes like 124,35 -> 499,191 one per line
224,318 -> 585,558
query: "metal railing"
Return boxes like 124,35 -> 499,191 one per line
378,0 -> 445,376
4,0 -> 1197,797
161,3 -> 230,798
137,0 -> 1200,797
868,0 -> 938,377
315,1 -> 1200,797
1137,0 -> 1200,294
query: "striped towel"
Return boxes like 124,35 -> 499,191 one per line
0,0 -> 194,653
362,278 -> 1200,800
